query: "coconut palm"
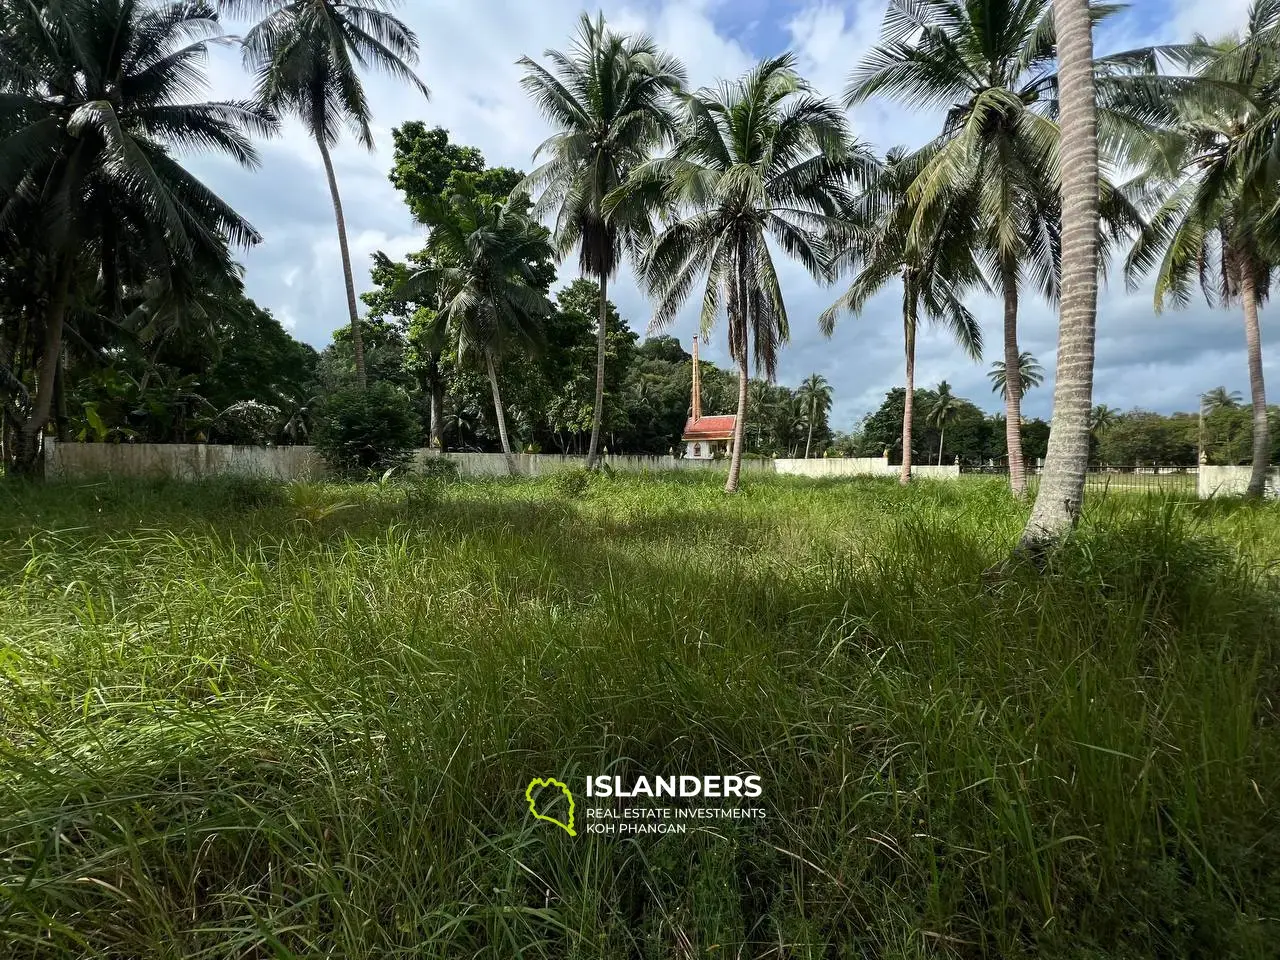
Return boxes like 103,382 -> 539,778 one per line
989,352 -> 1045,400
632,55 -> 873,492
1124,1 -> 1280,498
402,189 -> 554,472
846,0 -> 1157,499
224,0 -> 429,390
1201,386 -> 1245,412
846,0 -> 1068,497
1023,0 -> 1104,544
821,146 -> 984,484
1090,403 -> 1118,437
925,380 -> 962,465
797,374 -> 833,458
519,15 -> 685,470
0,0 -> 267,472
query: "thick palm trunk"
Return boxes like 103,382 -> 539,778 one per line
1021,0 -> 1100,546
901,299 -> 916,485
585,275 -> 608,470
726,345 -> 749,494
485,351 -> 517,476
14,257 -> 72,475
1242,276 -> 1270,498
317,137 -> 368,390
1001,264 -> 1027,497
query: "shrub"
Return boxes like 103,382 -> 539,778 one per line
418,457 -> 460,481
214,401 -> 282,445
313,384 -> 420,476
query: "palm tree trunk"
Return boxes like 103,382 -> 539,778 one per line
429,378 -> 445,451
485,351 -> 517,476
938,426 -> 945,466
1001,262 -> 1027,497
585,275 -> 608,470
317,136 -> 368,390
15,256 -> 73,475
1242,275 -> 1269,498
804,405 -> 814,459
901,297 -> 916,485
1021,0 -> 1100,546
726,339 -> 749,494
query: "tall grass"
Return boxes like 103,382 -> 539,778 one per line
1,474 -> 1277,958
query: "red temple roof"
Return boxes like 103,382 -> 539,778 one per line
682,415 -> 737,441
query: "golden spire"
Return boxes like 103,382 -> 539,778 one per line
691,336 -> 702,421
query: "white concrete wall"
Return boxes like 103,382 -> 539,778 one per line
44,441 -> 326,481
1197,465 -> 1280,499
44,442 -> 962,482
774,456 -> 960,479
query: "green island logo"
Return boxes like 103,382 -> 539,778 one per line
525,777 -> 576,836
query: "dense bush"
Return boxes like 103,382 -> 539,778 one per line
313,383 -> 420,476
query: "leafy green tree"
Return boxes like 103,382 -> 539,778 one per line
636,54 -> 873,492
226,0 -> 429,389
0,0 -> 267,471
314,382 -> 419,475
520,14 -> 686,469
822,146 -> 984,483
1097,410 -> 1197,466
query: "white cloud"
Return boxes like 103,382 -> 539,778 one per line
181,0 -> 1271,430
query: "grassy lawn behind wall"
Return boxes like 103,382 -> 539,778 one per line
1,473 -> 1277,958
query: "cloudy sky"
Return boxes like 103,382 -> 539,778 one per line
187,0 -> 1264,429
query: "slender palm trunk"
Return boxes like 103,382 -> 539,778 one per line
429,380 -> 445,450
1001,263 -> 1027,497
1242,275 -> 1269,498
726,340 -> 749,494
804,405 -> 814,459
317,137 -> 367,390
1022,0 -> 1100,546
15,256 -> 72,475
485,351 -> 517,475
938,426 -> 945,466
901,297 -> 916,485
585,275 -> 608,470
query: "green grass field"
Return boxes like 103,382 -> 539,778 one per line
1,473 -> 1277,958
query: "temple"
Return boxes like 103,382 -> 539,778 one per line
681,336 -> 737,460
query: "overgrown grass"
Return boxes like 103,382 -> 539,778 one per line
1,473 -> 1277,958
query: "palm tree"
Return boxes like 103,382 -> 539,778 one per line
846,0 -> 1067,497
989,352 -> 1045,400
633,55 -> 873,492
797,374 -> 833,458
1124,3 -> 1280,498
0,0 -> 267,472
821,146 -> 984,484
1022,0 -> 1103,545
846,0 -> 1149,499
402,190 -> 554,473
926,380 -> 962,465
1090,403 -> 1118,437
225,0 -> 429,390
1201,386 -> 1244,412
519,14 -> 685,470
